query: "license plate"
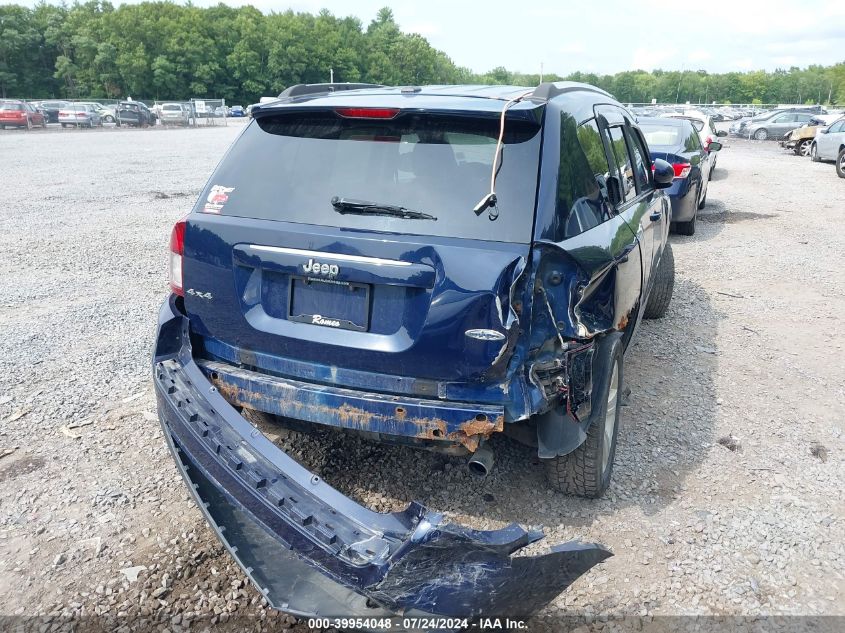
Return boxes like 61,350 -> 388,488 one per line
288,277 -> 370,331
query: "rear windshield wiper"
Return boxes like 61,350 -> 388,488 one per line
331,196 -> 437,221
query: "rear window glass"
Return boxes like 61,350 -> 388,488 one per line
163,104 -> 182,111
640,123 -> 682,146
680,118 -> 704,132
0,103 -> 23,111
198,110 -> 542,243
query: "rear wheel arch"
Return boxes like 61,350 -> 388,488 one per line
542,332 -> 624,497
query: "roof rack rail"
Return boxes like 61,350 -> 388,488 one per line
532,81 -> 614,101
277,83 -> 384,99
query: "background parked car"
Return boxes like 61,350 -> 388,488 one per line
639,117 -> 718,235
159,102 -> 190,126
662,110 -> 727,175
59,104 -> 102,128
79,102 -> 116,123
810,118 -> 845,167
0,100 -> 47,129
116,101 -> 154,127
730,107 -> 818,138
36,100 -> 69,123
229,105 -> 245,117
745,111 -> 814,141
781,114 -> 841,156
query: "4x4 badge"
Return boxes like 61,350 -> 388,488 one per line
465,329 -> 506,341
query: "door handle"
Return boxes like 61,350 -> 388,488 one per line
650,211 -> 661,222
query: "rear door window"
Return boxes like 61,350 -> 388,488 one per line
606,126 -> 636,204
684,125 -> 703,151
201,110 -> 543,243
554,116 -> 613,239
623,126 -> 652,195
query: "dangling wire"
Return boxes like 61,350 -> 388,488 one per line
473,89 -> 535,221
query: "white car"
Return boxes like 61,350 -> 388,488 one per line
810,118 -> 845,174
662,110 -> 725,176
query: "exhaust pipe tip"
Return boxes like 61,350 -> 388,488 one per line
467,442 -> 494,478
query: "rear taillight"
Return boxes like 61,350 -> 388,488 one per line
673,163 -> 691,178
168,217 -> 187,296
335,107 -> 400,119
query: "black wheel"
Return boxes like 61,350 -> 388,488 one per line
697,187 -> 707,210
810,143 -> 820,162
544,337 -> 623,498
796,139 -> 812,156
104,115 -> 114,123
837,149 -> 845,179
675,216 -> 696,236
753,128 -> 768,141
26,117 -> 33,130
41,119 -> 47,128
643,243 -> 674,319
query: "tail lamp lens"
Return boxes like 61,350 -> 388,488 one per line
673,163 -> 691,178
168,217 -> 187,296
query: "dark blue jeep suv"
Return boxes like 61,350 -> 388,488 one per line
153,82 -> 675,621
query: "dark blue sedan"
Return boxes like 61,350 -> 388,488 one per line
638,117 -> 721,235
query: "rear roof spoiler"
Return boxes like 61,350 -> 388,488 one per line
277,83 -> 384,99
532,81 -> 614,102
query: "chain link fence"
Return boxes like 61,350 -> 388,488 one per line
2,96 -> 241,128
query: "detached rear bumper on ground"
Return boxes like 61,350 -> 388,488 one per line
153,296 -> 611,621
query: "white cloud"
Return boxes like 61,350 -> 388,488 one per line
772,55 -> 798,67
559,42 -> 585,55
631,47 -> 679,71
404,21 -> 440,37
729,58 -> 756,70
687,49 -> 712,63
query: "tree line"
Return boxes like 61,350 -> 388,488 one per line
1,2 -> 843,105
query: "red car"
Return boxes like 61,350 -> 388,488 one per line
0,100 -> 46,130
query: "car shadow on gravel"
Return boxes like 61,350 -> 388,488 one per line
697,197 -> 776,226
260,277 -> 720,533
709,167 -> 729,182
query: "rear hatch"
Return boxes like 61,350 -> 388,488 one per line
183,96 -> 543,388
0,103 -> 24,122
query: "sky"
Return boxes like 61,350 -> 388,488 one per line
12,0 -> 845,75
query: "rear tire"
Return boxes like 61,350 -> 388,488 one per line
753,128 -> 768,141
643,243 -> 674,319
837,149 -> 845,179
544,338 -> 623,498
26,118 -> 33,130
675,216 -> 696,236
697,188 -> 707,210
810,143 -> 820,162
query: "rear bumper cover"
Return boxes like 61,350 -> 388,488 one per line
153,296 -> 611,620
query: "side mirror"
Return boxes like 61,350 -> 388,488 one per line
716,130 -> 728,137
707,141 -> 723,152
652,159 -> 674,189
819,128 -> 829,134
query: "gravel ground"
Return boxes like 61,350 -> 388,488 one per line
0,122 -> 843,632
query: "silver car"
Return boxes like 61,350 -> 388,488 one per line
810,118 -> 845,176
746,112 -> 815,141
159,103 -> 190,126
58,104 -> 103,128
